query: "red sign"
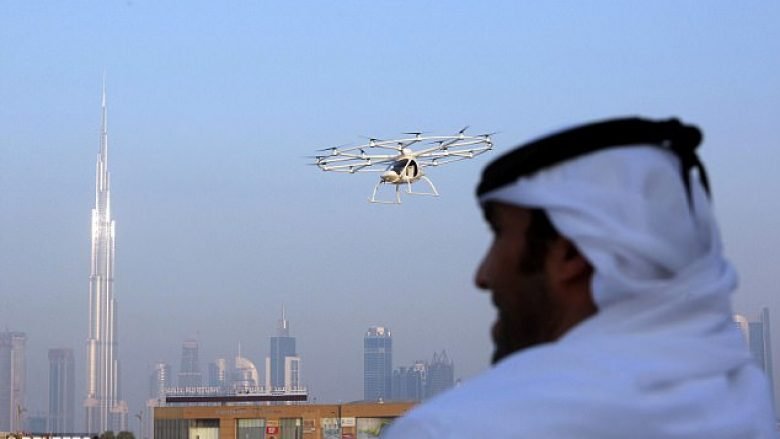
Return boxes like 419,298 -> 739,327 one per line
265,426 -> 279,434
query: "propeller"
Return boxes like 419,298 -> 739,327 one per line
315,143 -> 350,154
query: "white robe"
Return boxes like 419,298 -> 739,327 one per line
383,146 -> 777,438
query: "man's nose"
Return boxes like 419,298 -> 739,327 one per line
475,256 -> 490,290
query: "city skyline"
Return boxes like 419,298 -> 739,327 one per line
2,2 -> 779,435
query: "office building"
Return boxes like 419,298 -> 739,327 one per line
233,354 -> 260,388
154,401 -> 413,439
207,359 -> 228,389
149,363 -> 171,399
0,331 -> 26,432
178,339 -> 202,388
84,84 -> 128,433
364,327 -> 392,401
425,350 -> 454,399
749,308 -> 774,405
266,307 -> 299,391
735,308 -> 775,411
48,348 -> 75,432
391,362 -> 425,402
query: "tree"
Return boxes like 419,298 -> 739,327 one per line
117,431 -> 136,439
100,431 -> 115,439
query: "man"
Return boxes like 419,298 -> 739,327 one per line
382,117 -> 776,438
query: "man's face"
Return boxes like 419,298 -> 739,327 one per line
475,203 -> 562,364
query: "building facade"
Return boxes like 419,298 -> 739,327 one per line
84,85 -> 128,434
734,308 -> 775,413
178,339 -> 202,388
391,362 -> 425,402
48,348 -> 75,433
150,363 -> 172,399
363,327 -> 392,402
266,308 -> 299,391
208,359 -> 228,389
0,331 -> 26,432
154,402 -> 413,439
424,350 -> 454,399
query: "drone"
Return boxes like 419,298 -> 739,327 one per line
312,127 -> 494,204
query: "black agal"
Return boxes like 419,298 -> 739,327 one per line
476,117 -> 708,200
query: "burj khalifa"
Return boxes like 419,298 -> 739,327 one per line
84,84 -> 128,434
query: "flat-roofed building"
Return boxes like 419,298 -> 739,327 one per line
154,401 -> 413,439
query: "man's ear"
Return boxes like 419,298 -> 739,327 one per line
545,236 -> 592,286
544,236 -> 598,338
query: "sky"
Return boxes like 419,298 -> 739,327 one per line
1,0 -> 779,432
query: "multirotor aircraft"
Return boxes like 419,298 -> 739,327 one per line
312,128 -> 494,204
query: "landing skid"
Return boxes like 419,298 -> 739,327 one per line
369,177 -> 439,204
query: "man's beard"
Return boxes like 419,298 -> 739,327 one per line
491,273 -> 560,365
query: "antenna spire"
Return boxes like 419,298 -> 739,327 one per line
277,304 -> 290,336
100,75 -> 108,162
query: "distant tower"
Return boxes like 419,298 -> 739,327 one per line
266,307 -> 300,391
233,352 -> 260,388
733,314 -> 749,345
425,350 -> 454,399
48,348 -> 75,432
208,359 -> 228,388
84,82 -> 128,433
178,339 -> 202,387
0,331 -> 26,431
391,361 -> 425,402
149,362 -> 171,399
748,308 -> 775,407
736,309 -> 776,413
363,327 -> 392,401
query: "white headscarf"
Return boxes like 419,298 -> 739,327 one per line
479,145 -> 729,309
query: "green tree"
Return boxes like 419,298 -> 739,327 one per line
100,430 -> 115,439
116,431 -> 135,439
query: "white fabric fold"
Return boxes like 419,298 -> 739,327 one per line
383,146 -> 776,438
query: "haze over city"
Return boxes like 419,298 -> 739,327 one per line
1,1 -> 779,435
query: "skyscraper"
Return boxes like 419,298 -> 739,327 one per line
266,307 -> 299,390
391,362 -> 425,402
363,327 -> 392,402
208,359 -> 228,389
149,363 -> 171,399
424,350 -> 454,399
748,308 -> 774,406
48,348 -> 75,433
233,353 -> 260,388
735,308 -> 775,412
84,84 -> 128,434
0,331 -> 26,432
178,339 -> 202,387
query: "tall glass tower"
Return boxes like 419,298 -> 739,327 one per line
0,331 -> 26,432
266,307 -> 298,390
48,348 -> 75,433
363,327 -> 392,401
84,84 -> 127,434
177,339 -> 202,387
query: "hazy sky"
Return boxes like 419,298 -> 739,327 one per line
1,0 -> 779,430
